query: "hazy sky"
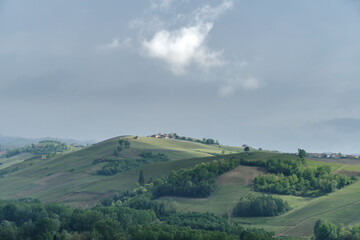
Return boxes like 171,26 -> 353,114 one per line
1,0 -> 360,153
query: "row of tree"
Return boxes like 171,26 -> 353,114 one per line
4,141 -> 68,158
128,224 -> 272,240
253,165 -> 357,196
239,157 -> 357,196
161,133 -> 220,145
314,219 -> 360,240
232,194 -> 291,217
0,196 -> 274,240
95,151 -> 169,176
152,157 -> 244,198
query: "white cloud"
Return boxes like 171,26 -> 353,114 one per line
142,23 -> 223,74
219,77 -> 264,97
99,38 -> 132,50
142,0 -> 233,74
133,0 -> 262,94
194,0 -> 234,23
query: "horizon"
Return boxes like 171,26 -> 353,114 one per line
1,132 -> 360,155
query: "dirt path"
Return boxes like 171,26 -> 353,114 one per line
333,165 -> 346,174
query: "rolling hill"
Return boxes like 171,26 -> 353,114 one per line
0,136 -> 245,207
1,135 -> 360,238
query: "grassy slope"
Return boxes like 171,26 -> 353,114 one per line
159,156 -> 360,239
0,152 -> 33,170
0,136 -> 244,207
0,143 -> 81,170
2,136 -> 359,238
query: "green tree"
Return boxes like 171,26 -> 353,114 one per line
139,170 -> 145,186
124,140 -> 131,148
244,146 -> 250,152
298,148 -> 307,158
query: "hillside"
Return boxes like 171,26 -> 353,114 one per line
1,135 -> 360,238
0,140 -> 82,171
158,155 -> 360,238
0,136 -> 245,207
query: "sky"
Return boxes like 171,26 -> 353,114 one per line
1,0 -> 360,153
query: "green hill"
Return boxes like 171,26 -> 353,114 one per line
1,135 -> 360,238
158,156 -> 360,239
0,136 -> 244,207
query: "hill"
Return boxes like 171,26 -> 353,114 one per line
0,134 -> 92,149
0,136 -> 245,207
1,135 -> 359,238
0,140 -> 83,171
158,155 -> 360,238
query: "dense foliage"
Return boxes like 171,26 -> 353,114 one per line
240,157 -> 357,196
152,157 -> 242,198
4,141 -> 68,158
254,165 -> 356,196
0,198 -> 155,240
0,197 -> 273,240
95,151 -> 169,176
156,133 -> 220,145
128,224 -> 272,240
232,194 -> 291,217
313,219 -> 360,240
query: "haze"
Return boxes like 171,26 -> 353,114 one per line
1,0 -> 360,153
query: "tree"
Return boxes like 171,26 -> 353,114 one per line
244,146 -> 250,152
139,170 -> 145,186
124,140 -> 130,148
298,149 -> 307,158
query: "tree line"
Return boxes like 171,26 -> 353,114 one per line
94,150 -> 169,176
0,196 -> 273,240
152,157 -> 243,198
240,157 -> 357,196
154,133 -> 220,145
4,141 -> 68,158
152,153 -> 357,199
232,194 -> 291,217
313,219 -> 360,240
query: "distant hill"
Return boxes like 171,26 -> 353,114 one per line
0,134 -> 95,149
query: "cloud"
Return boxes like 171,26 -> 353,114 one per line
219,77 -> 264,97
141,0 -> 233,74
99,38 -> 132,50
134,0 -> 262,94
194,0 -> 234,23
150,0 -> 173,11
142,23 -> 223,74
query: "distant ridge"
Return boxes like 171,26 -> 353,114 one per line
0,134 -> 95,148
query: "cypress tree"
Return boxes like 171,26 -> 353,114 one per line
139,170 -> 145,186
